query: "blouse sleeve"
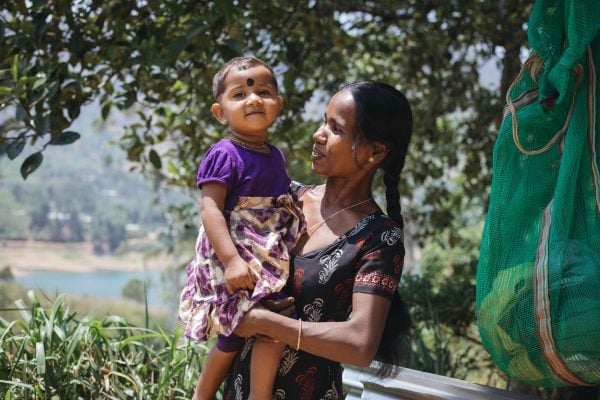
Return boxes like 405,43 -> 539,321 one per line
196,145 -> 238,190
353,220 -> 405,300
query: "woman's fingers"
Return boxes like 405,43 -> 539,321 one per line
261,296 -> 295,316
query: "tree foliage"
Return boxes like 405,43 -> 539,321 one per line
1,0 -> 532,241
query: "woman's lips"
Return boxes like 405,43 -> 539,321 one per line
311,147 -> 324,159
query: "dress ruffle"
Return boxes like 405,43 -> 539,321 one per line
178,193 -> 305,341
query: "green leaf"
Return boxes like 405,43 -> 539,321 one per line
49,131 -> 80,145
149,149 -> 162,169
0,86 -> 12,97
166,161 -> 178,176
169,36 -> 189,59
20,151 -> 43,179
101,103 -> 111,120
32,73 -> 47,91
67,104 -> 81,120
6,138 -> 26,160
11,54 -> 18,82
35,342 -> 46,374
0,380 -> 34,391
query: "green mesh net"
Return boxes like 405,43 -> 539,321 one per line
476,0 -> 600,388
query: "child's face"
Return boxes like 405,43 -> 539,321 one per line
211,66 -> 283,140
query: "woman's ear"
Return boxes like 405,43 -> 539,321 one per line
370,142 -> 389,164
277,96 -> 284,113
211,103 -> 227,125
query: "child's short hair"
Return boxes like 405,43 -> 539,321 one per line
212,56 -> 278,100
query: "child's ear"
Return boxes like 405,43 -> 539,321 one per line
277,96 -> 284,113
211,103 -> 227,125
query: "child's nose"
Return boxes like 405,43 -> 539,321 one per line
246,92 -> 262,105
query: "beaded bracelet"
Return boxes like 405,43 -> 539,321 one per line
296,319 -> 303,350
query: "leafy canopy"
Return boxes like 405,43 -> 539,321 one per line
0,0 -> 531,242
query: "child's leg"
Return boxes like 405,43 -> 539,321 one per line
193,335 -> 242,400
249,338 -> 286,400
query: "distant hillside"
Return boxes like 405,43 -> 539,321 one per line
0,103 -> 193,253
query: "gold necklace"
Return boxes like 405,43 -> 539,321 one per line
308,197 -> 373,236
227,134 -> 268,150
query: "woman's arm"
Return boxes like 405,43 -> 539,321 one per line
200,182 -> 255,293
235,292 -> 391,367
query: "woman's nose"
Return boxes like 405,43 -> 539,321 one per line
313,124 -> 327,143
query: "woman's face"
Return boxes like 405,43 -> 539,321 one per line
311,89 -> 371,177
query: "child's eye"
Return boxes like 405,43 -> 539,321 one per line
258,90 -> 270,96
233,92 -> 245,98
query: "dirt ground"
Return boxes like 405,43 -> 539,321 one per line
0,240 -> 175,276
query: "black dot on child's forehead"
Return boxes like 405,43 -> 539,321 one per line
247,78 -> 254,86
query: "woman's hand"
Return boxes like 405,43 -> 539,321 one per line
234,297 -> 295,337
261,296 -> 295,316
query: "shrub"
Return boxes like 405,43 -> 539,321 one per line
0,291 -> 210,399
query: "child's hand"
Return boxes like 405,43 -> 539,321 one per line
224,256 -> 256,294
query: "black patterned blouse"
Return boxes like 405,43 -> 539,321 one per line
223,209 -> 405,400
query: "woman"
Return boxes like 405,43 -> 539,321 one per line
223,80 -> 413,399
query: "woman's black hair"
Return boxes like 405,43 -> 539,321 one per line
343,81 -> 413,376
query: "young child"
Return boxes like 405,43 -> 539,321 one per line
178,56 -> 304,400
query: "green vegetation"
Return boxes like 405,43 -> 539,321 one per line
0,290 -> 208,399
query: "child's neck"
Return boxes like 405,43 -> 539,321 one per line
227,133 -> 269,151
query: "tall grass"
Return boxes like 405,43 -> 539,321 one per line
0,291 -> 209,399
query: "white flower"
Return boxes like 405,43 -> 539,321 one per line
381,227 -> 403,245
303,298 -> 324,322
318,249 -> 343,283
348,214 -> 375,236
279,347 -> 298,376
234,374 -> 244,400
321,382 -> 339,399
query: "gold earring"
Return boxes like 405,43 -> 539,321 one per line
368,156 -> 374,162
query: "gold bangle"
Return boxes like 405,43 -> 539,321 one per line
296,319 -> 302,351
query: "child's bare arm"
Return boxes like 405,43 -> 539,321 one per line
200,182 -> 256,293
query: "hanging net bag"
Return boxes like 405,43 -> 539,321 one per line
476,0 -> 600,388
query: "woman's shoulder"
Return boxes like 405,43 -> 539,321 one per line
349,212 -> 404,249
354,212 -> 401,232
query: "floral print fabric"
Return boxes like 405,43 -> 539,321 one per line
178,193 -> 305,341
223,210 -> 405,399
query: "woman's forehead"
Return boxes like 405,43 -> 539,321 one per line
327,90 -> 356,123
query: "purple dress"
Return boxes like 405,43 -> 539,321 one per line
178,139 -> 305,342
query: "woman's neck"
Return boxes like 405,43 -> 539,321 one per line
317,179 -> 374,209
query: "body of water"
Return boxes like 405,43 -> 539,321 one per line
16,269 -> 165,305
